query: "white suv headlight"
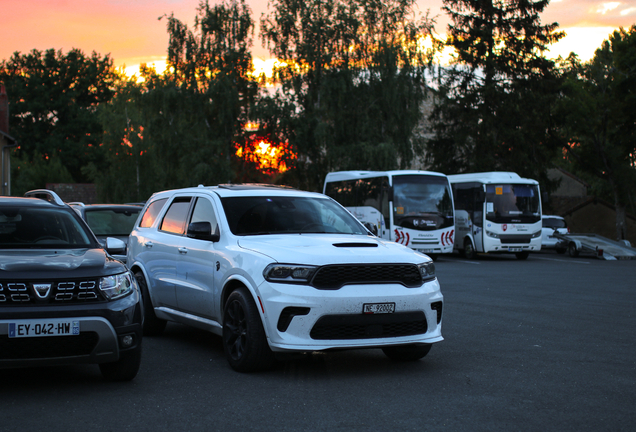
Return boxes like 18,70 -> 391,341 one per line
100,271 -> 135,300
418,262 -> 436,281
263,264 -> 318,284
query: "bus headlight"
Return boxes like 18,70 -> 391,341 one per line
486,230 -> 500,239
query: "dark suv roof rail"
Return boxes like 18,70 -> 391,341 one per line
24,189 -> 66,206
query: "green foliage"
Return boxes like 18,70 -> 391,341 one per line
426,0 -> 563,189
260,0 -> 436,191
0,48 -> 116,193
554,26 -> 636,238
95,0 -> 257,202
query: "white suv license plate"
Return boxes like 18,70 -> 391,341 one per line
363,302 -> 395,314
8,320 -> 80,338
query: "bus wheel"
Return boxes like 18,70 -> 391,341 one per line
515,251 -> 529,260
463,239 -> 476,260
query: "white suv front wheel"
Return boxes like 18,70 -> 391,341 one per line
222,287 -> 275,372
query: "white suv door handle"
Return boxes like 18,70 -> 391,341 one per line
178,247 -> 188,254
144,241 -> 153,248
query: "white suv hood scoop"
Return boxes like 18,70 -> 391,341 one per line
238,234 -> 417,265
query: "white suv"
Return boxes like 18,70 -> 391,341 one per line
127,184 -> 443,372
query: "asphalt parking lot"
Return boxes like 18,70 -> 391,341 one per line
1,250 -> 635,432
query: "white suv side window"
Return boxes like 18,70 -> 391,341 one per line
160,197 -> 192,235
190,197 -> 218,231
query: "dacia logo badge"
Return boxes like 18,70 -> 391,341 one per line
33,283 -> 52,299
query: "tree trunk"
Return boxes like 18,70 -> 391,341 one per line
614,191 -> 628,241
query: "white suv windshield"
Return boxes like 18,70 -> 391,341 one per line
221,196 -> 368,235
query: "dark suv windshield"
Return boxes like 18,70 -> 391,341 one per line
221,196 -> 368,235
485,184 -> 541,223
85,208 -> 141,236
0,207 -> 94,248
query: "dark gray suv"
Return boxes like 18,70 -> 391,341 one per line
0,190 -> 143,381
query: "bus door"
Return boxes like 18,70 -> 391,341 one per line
473,200 -> 485,252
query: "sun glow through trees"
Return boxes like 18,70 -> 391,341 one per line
235,138 -> 295,174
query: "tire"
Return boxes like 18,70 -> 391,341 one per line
515,251 -> 529,260
135,271 -> 166,336
568,243 -> 579,258
382,344 -> 431,361
463,239 -> 476,260
99,344 -> 142,381
223,287 -> 275,372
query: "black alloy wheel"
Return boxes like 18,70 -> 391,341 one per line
222,287 -> 275,372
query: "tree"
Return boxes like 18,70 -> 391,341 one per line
554,26 -> 636,241
260,0 -> 436,191
426,0 -> 564,188
166,0 -> 259,176
0,48 -> 117,193
95,0 -> 259,202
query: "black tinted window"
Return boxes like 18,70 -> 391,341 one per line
85,208 -> 141,236
140,198 -> 168,228
190,198 -> 218,229
221,196 -> 367,236
160,198 -> 192,235
0,207 -> 93,248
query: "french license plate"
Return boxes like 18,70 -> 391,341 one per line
8,319 -> 80,338
508,247 -> 523,252
363,302 -> 395,314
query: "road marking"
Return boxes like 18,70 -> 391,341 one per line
457,260 -> 481,264
533,256 -> 590,264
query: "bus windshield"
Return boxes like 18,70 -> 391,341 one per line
392,175 -> 454,231
485,184 -> 540,223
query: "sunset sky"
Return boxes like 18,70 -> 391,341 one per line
2,0 -> 635,76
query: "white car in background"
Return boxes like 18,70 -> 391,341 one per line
127,184 -> 444,372
541,215 -> 569,253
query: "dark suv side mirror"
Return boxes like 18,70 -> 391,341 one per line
187,221 -> 220,242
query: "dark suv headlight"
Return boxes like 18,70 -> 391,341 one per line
100,271 -> 135,300
418,262 -> 436,282
263,264 -> 318,284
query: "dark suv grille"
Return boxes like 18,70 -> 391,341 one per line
310,312 -> 428,340
0,332 -> 99,359
0,279 -> 103,305
311,264 -> 422,289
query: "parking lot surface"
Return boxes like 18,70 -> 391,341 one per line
1,251 -> 635,431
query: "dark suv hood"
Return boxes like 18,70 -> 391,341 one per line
0,248 -> 126,279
